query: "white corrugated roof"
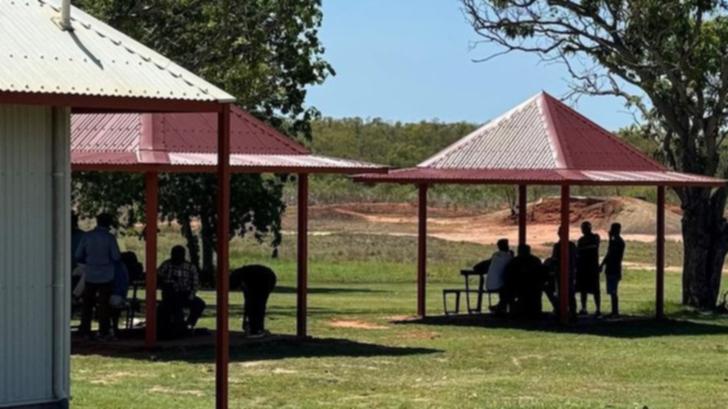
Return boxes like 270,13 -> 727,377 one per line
0,0 -> 235,103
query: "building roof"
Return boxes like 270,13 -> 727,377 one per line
0,0 -> 234,104
71,106 -> 386,174
355,92 -> 725,186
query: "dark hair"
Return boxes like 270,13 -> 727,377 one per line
71,212 -> 79,228
170,245 -> 186,264
581,221 -> 592,230
518,244 -> 531,256
96,213 -> 114,229
497,239 -> 509,252
610,223 -> 622,235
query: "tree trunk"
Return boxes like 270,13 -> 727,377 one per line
180,216 -> 201,271
200,213 -> 216,288
681,187 -> 728,309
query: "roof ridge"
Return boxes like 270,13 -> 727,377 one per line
538,92 -> 568,168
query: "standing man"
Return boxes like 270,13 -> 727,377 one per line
75,213 -> 121,340
601,223 -> 625,318
157,246 -> 206,336
230,265 -> 278,338
576,221 -> 601,317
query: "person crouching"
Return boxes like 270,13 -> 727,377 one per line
230,265 -> 277,338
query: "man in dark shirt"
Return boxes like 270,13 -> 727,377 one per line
230,265 -> 277,337
601,223 -> 626,318
504,245 -> 544,318
576,221 -> 601,317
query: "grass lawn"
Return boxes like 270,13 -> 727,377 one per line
70,233 -> 728,408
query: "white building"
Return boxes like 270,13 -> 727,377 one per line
0,1 -> 233,408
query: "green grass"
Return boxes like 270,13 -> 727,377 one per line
71,233 -> 728,409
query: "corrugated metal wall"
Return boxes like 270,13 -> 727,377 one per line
0,104 -> 59,406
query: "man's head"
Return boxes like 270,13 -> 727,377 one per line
96,213 -> 114,229
170,245 -> 186,265
609,223 -> 622,237
497,238 -> 509,252
581,221 -> 592,235
518,244 -> 531,256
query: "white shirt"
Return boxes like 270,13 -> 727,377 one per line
485,250 -> 513,291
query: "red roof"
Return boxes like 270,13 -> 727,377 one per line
71,106 -> 385,174
356,92 -> 724,186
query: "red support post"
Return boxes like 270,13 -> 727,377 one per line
417,184 -> 428,317
559,185 -> 571,325
297,174 -> 309,338
215,104 -> 231,409
144,171 -> 158,348
518,185 -> 527,247
656,185 -> 665,319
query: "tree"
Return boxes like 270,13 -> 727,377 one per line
462,0 -> 728,308
73,0 -> 332,281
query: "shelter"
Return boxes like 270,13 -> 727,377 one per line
0,1 -> 236,408
70,106 -> 385,347
355,92 -> 725,322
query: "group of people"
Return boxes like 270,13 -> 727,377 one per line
484,221 -> 625,320
72,213 -> 279,341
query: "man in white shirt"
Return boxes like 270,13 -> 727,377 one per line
486,239 -> 514,293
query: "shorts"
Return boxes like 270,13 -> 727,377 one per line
606,275 -> 620,295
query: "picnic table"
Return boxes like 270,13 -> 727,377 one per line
442,268 -> 496,315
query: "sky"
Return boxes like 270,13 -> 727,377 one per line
306,0 -> 636,131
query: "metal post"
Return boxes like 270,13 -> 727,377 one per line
518,185 -> 527,247
417,184 -> 428,317
144,171 -> 158,348
297,174 -> 309,337
656,185 -> 665,319
559,185 -> 570,324
215,104 -> 231,409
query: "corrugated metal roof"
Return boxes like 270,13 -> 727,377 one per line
354,167 -> 725,186
71,107 -> 386,173
419,92 -> 666,171
421,94 -> 559,169
355,92 -> 725,186
0,0 -> 234,103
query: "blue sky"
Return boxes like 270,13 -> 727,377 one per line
306,0 -> 636,131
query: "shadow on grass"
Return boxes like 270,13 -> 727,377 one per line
72,333 -> 440,363
392,313 -> 728,338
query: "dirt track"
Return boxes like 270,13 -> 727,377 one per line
288,196 -> 683,252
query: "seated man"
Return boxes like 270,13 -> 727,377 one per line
504,244 -> 544,318
485,239 -> 514,311
157,246 -> 206,337
230,265 -> 277,338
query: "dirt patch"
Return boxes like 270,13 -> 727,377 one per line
149,386 -> 205,397
328,319 -> 389,330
